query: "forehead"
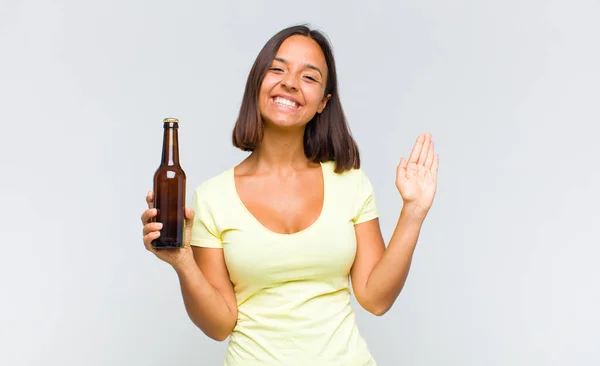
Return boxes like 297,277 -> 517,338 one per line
274,35 -> 328,72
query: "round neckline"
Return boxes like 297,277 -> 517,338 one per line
230,161 -> 329,237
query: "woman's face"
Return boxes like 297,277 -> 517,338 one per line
258,35 -> 331,130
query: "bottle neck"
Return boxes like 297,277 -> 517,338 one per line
161,122 -> 180,166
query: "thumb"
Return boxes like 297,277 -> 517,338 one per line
183,207 -> 195,248
396,158 -> 408,185
185,206 -> 195,225
397,157 -> 407,173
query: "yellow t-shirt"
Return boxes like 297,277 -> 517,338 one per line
190,161 -> 379,366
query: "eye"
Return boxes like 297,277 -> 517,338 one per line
303,75 -> 321,83
269,67 -> 283,72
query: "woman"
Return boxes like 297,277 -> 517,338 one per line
141,25 -> 439,365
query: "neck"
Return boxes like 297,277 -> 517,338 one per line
161,123 -> 179,166
249,125 -> 311,173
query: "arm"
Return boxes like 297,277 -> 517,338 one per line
142,190 -> 237,340
174,247 -> 238,341
350,209 -> 425,316
351,132 -> 439,316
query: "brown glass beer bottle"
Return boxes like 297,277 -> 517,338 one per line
152,117 -> 186,249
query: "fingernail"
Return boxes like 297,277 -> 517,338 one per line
157,223 -> 163,229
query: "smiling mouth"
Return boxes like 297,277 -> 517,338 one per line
272,96 -> 300,109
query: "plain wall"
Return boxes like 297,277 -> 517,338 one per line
1,0 -> 599,365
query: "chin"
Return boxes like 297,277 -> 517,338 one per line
265,119 -> 305,130
263,113 -> 306,130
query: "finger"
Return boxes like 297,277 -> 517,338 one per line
417,133 -> 431,165
407,134 -> 425,164
397,157 -> 407,171
143,231 -> 160,251
146,190 -> 154,209
143,222 -> 163,236
141,208 -> 157,224
431,154 -> 439,179
424,140 -> 435,169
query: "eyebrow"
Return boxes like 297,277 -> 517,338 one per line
273,57 -> 323,78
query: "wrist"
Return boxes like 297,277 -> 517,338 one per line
400,202 -> 428,222
172,252 -> 197,276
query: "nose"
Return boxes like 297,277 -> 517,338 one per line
281,73 -> 299,90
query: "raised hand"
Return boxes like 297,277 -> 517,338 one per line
396,132 -> 439,216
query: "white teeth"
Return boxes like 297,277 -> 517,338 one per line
273,97 -> 298,108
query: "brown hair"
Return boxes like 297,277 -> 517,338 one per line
231,24 -> 360,173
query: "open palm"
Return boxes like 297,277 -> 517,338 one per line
396,132 -> 439,215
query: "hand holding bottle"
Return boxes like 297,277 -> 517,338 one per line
141,190 -> 196,270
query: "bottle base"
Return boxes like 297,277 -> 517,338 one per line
151,240 -> 184,249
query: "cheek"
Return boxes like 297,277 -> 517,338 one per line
258,85 -> 269,102
305,87 -> 326,110
258,82 -> 273,110
260,76 -> 278,95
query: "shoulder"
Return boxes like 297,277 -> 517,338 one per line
322,161 -> 378,220
322,160 -> 372,187
193,167 -> 233,202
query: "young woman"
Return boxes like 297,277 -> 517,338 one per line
141,25 -> 439,365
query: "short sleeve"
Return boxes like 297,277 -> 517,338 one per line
190,187 -> 223,248
352,169 -> 379,225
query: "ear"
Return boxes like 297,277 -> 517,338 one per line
317,94 -> 332,114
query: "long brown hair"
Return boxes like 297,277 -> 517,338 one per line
231,25 -> 360,173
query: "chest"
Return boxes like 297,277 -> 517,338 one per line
222,163 -> 359,288
221,213 -> 357,287
234,169 -> 324,236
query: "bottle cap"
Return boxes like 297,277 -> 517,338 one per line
163,118 -> 179,123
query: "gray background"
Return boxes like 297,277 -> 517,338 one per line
1,0 -> 599,365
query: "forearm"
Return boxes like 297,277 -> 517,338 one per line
365,206 -> 426,314
174,260 -> 237,341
